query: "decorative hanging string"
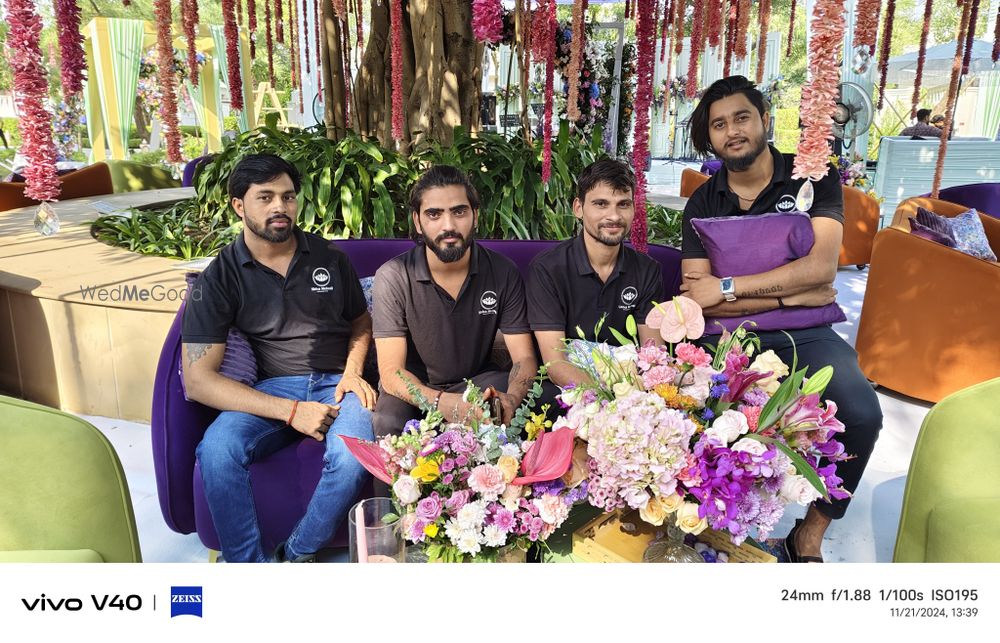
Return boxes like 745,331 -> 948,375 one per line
755,0 -> 771,84
541,0 -> 556,182
962,0 -> 981,75
390,0 -> 405,140
911,0 -> 933,119
724,0 -> 737,75
933,0 -> 974,197
786,0 -> 796,58
566,0 -> 586,121
248,0 -> 257,59
876,0 -> 896,110
686,0 -> 705,98
182,0 -> 201,86
735,0 -> 751,60
632,0 -> 657,254
276,0 -> 284,44
6,0 -> 60,201
792,0 -> 846,182
660,0 -> 670,64
54,0 -> 85,96
154,0 -> 183,162
707,0 -> 722,48
265,0 -> 276,85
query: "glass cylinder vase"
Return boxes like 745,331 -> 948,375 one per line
349,497 -> 406,563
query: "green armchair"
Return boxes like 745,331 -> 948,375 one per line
893,378 -> 1000,562
106,159 -> 181,193
0,396 -> 141,562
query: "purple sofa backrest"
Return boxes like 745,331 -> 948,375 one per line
930,183 -> 1000,219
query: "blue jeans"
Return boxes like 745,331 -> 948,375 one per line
195,373 -> 373,562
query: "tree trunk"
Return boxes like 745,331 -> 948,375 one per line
349,0 -> 482,149
321,0 -> 348,139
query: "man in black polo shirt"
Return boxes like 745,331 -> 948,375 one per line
182,154 -> 375,563
527,158 -> 665,392
372,165 -> 537,437
681,76 -> 882,563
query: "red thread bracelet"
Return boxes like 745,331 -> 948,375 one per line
287,400 -> 299,426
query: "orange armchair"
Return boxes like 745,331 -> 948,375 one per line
839,185 -> 880,268
680,168 -> 710,198
855,197 -> 1000,403
0,162 -> 114,213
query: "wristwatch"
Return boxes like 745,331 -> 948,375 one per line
720,276 -> 737,302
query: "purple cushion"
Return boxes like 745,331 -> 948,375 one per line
909,217 -> 957,247
691,212 -> 846,334
915,207 -> 957,240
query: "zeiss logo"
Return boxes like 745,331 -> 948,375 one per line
170,586 -> 203,618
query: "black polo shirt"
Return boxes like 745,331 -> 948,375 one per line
371,242 -> 530,386
527,234 -> 664,343
681,145 -> 844,259
182,228 -> 368,380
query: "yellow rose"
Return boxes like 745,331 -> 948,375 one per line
750,350 -> 790,395
497,455 -> 520,483
423,523 -> 439,538
639,496 -> 669,526
676,502 -> 708,535
660,493 -> 684,514
410,457 -> 440,483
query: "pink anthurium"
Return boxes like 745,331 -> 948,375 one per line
654,296 -> 705,343
511,427 -> 575,485
340,435 -> 392,484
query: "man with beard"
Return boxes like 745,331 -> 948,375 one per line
371,165 -> 537,438
182,154 -> 376,562
680,76 -> 882,563
526,158 -> 665,393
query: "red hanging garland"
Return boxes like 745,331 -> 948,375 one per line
660,0 -> 671,64
276,0 -> 284,44
222,0 -> 245,111
54,0 -> 86,97
356,0 -> 365,66
962,0 -> 981,75
632,0 -> 657,254
390,0 -> 404,140
541,0 -> 556,183
724,0 -> 737,75
673,0 -> 684,56
993,0 -> 1000,63
735,0 -> 751,60
707,0 -> 722,49
793,0 -> 846,181
302,0 -> 310,75
333,0 -> 347,19
314,0 -> 321,73
686,0 -> 705,98
6,0 -> 60,201
876,0 -> 895,110
265,0 -> 276,85
786,0 -> 796,58
625,0 -> 632,21
248,0 -> 258,59
342,16 -> 353,127
237,0 -> 244,29
756,0 -> 771,84
911,0 -> 933,119
183,0 -> 201,87
566,0 -> 586,121
154,0 -> 183,162
933,0 -> 974,197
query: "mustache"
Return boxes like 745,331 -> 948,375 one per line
435,232 -> 463,242
267,215 -> 291,224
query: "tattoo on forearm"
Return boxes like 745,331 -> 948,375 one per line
509,363 -> 521,383
744,285 -> 783,297
186,343 -> 211,367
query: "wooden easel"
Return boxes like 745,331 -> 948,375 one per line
254,82 -> 289,128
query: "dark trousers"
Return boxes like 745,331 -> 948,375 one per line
371,370 -> 510,495
749,326 -> 883,520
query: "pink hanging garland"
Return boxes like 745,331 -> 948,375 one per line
756,0 -> 771,84
222,0 -> 245,111
792,0 -> 846,182
541,0 -> 556,183
472,0 -> 505,44
686,0 -> 705,98
724,0 -> 737,75
876,0 -> 895,110
632,0 -> 657,254
786,0 -> 796,58
302,0 -> 310,75
933,0 -> 974,197
911,0 -> 933,119
54,0 -> 86,97
853,0 -> 881,50
390,0 -> 404,140
962,0 -> 981,75
265,0 -> 276,85
707,0 -> 723,49
154,0 -> 183,162
660,0 -> 671,64
735,0 -> 751,59
333,0 -> 347,20
6,0 -> 60,201
566,0 -> 586,121
183,0 -> 201,87
673,0 -> 684,56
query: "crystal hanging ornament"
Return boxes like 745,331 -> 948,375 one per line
796,180 -> 815,212
851,46 -> 871,74
33,202 -> 60,236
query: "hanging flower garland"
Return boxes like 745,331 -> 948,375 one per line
852,0 -> 880,51
911,0 -> 933,119
566,0 -> 586,121
314,0 -> 321,78
993,0 -> 1000,63
302,0 -> 310,76
792,0 -> 846,182
390,0 -> 405,140
472,0 -> 505,44
756,0 -> 771,84
6,0 -> 60,201
183,0 -> 200,87
333,0 -> 347,20
265,0 -> 275,85
342,16 -> 354,127
707,0 -> 723,49
686,0 -> 705,98
631,0 -> 657,254
355,0 -> 365,67
276,0 -> 284,44
724,0 -> 737,75
673,0 -> 684,56
54,0 -> 86,97
625,0 -> 632,20
248,0 -> 258,59
660,0 -> 671,64
222,0 -> 245,111
541,0 -> 556,183
735,0 -> 751,59
153,0 -> 183,163
962,0 -> 981,75
933,0 -> 974,197
875,0 -> 895,110
237,0 -> 244,29
786,0 -> 796,58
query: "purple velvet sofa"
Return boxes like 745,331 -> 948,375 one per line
151,238 -> 682,554
920,182 -> 1000,219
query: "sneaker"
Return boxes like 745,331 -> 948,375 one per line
272,541 -> 316,563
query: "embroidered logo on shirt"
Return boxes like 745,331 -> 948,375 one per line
479,290 -> 499,315
776,195 -> 797,212
620,286 -> 638,310
311,267 -> 334,293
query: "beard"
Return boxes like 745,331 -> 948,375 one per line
585,221 -> 630,247
245,213 -> 294,243
423,229 -> 473,263
718,131 -> 768,172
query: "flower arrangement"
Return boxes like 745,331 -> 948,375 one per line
829,153 -> 867,188
342,377 -> 583,562
760,75 -> 784,107
553,299 -> 849,546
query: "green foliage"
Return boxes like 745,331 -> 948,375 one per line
646,204 -> 683,248
128,149 -> 167,166
91,199 -> 239,261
